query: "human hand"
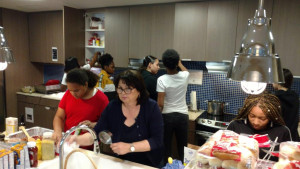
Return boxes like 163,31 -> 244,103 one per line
110,142 -> 131,155
65,134 -> 77,145
52,131 -> 62,146
79,120 -> 94,128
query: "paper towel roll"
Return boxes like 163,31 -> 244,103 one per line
190,91 -> 197,111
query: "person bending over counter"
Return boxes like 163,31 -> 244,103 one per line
273,68 -> 299,141
68,70 -> 164,168
139,55 -> 160,101
227,92 -> 292,161
53,69 -> 109,145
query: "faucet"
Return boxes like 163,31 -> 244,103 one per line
59,124 -> 100,169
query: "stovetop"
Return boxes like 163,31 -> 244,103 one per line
197,111 -> 237,129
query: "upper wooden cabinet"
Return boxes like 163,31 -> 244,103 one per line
105,7 -> 130,67
174,2 -> 208,60
28,6 -> 84,64
129,4 -> 175,59
206,0 -> 238,61
272,0 -> 300,75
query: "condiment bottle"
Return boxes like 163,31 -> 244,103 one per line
41,132 -> 55,160
36,138 -> 42,160
27,141 -> 38,167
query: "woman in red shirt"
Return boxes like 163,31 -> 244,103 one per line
53,69 -> 109,145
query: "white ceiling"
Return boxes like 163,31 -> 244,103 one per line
0,0 -> 196,12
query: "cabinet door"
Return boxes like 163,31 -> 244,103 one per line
29,11 -> 63,64
151,4 -> 175,59
105,7 -> 130,67
129,6 -> 152,59
17,101 -> 36,128
35,105 -> 57,129
206,0 -> 238,61
64,6 -> 85,66
235,0 -> 273,53
174,2 -> 208,60
272,0 -> 300,76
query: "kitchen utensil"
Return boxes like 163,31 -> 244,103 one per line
19,126 -> 35,142
204,100 -> 228,116
99,131 -> 112,145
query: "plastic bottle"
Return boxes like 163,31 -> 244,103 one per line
27,141 -> 38,167
36,139 -> 42,160
41,132 -> 55,160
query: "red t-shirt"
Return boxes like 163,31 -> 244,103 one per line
59,89 -> 109,131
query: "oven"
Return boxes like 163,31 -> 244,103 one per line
195,111 -> 236,146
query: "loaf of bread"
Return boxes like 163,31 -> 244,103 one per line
279,141 -> 300,161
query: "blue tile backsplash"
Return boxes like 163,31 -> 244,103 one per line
182,61 -> 300,117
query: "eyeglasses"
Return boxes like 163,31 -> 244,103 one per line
116,87 -> 133,94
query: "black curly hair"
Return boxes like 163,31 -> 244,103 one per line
99,53 -> 113,69
162,49 -> 180,70
66,68 -> 99,88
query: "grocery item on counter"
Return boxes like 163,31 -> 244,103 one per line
162,157 -> 185,169
186,130 -> 259,169
273,141 -> 300,169
36,138 -> 42,160
41,132 -> 55,160
5,117 -> 18,135
27,141 -> 38,167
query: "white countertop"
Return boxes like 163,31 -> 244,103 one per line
17,92 -> 64,100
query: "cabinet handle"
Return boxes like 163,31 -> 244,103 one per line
44,106 -> 50,110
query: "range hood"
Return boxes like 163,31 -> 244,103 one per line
128,58 -> 230,73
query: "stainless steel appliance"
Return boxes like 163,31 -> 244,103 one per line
195,111 -> 236,146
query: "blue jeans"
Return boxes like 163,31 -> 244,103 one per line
162,112 -> 188,162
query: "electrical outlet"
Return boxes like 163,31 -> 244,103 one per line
25,107 -> 34,123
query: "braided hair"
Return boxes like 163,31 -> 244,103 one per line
235,92 -> 285,126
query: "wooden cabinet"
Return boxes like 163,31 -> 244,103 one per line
174,2 -> 208,60
271,0 -> 300,75
129,4 -> 175,59
17,94 -> 59,129
105,7 -> 130,67
188,120 -> 196,144
206,0 -> 239,61
28,6 -> 84,65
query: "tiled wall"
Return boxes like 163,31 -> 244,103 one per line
183,61 -> 300,116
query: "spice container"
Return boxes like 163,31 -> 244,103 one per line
41,132 -> 55,160
27,141 -> 38,167
36,138 -> 42,160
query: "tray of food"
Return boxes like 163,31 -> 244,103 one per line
6,126 -> 53,142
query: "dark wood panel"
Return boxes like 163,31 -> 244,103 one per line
129,6 -> 152,59
174,2 -> 208,60
151,4 -> 175,59
272,0 -> 300,75
3,8 -> 44,118
105,7 -> 130,67
64,6 -> 85,66
206,0 -> 239,61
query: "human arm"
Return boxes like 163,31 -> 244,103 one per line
110,140 -> 150,155
89,52 -> 100,68
67,132 -> 94,146
79,120 -> 97,128
53,107 -> 66,145
178,60 -> 188,71
157,92 -> 165,112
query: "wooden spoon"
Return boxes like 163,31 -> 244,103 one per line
19,126 -> 35,142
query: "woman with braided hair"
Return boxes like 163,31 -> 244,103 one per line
227,92 -> 292,161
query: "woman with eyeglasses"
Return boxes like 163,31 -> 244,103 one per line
68,70 -> 164,168
139,55 -> 160,101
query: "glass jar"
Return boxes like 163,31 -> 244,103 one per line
41,132 -> 55,160
27,141 -> 38,167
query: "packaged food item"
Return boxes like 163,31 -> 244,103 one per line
189,130 -> 259,169
41,132 -> 55,160
27,141 -> 38,167
273,141 -> 300,169
36,139 -> 42,160
5,117 -> 18,135
11,144 -> 25,168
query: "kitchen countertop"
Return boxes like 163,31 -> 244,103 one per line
188,110 -> 205,121
17,92 -> 64,100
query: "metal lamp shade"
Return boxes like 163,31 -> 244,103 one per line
227,53 -> 284,83
0,27 -> 14,67
227,0 -> 284,84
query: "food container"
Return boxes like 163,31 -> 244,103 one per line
205,100 -> 227,116
7,126 -> 53,142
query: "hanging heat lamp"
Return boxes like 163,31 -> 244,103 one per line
0,26 -> 15,71
227,0 -> 284,95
